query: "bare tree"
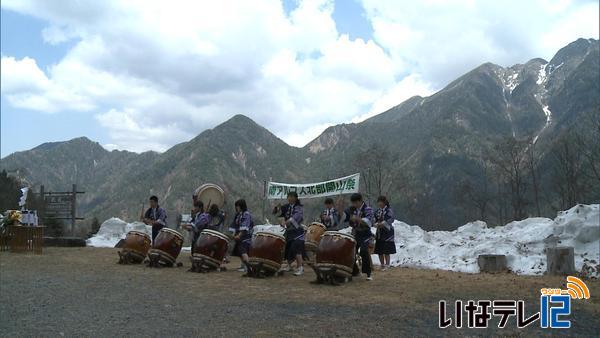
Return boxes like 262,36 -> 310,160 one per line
456,153 -> 493,221
525,139 -> 541,216
551,136 -> 588,210
574,110 -> 600,184
488,137 -> 529,221
353,143 -> 394,202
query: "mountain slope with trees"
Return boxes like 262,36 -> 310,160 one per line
2,38 -> 598,230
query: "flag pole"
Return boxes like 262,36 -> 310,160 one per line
262,180 -> 266,223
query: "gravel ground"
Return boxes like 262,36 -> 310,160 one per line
1,248 -> 599,337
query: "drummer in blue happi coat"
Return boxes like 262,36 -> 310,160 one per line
230,199 -> 254,273
347,193 -> 374,281
184,201 -> 207,252
142,195 -> 167,244
273,191 -> 305,276
374,196 -> 396,271
320,197 -> 341,230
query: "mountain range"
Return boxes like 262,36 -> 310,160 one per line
2,38 -> 598,231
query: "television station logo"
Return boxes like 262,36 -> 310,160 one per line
439,276 -> 591,329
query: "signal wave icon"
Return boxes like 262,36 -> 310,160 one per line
564,276 -> 590,300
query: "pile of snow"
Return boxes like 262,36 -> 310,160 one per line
86,217 -> 151,247
381,204 -> 599,277
87,205 -> 599,277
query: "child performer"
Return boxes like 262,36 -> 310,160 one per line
229,199 -> 254,273
206,204 -> 225,231
273,191 -> 305,276
374,196 -> 396,271
348,193 -> 374,280
142,195 -> 167,244
183,200 -> 206,254
320,197 -> 340,230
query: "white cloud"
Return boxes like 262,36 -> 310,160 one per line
353,74 -> 434,123
539,1 -> 600,54
1,56 -> 49,93
41,25 -> 77,45
285,122 -> 334,148
360,0 -> 600,88
102,143 -> 119,151
1,0 -> 597,152
96,108 -> 193,152
1,0 -> 410,152
0,55 -> 93,112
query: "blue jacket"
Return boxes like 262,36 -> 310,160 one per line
229,211 -> 254,243
321,207 -> 340,229
144,206 -> 167,229
375,206 -> 395,242
350,203 -> 373,240
277,203 -> 304,241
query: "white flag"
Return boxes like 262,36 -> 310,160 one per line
19,187 -> 29,207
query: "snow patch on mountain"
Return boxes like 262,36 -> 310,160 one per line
536,64 -> 547,85
254,144 -> 267,158
546,61 -> 564,75
232,146 -> 247,169
532,63 -> 553,144
494,67 -> 520,137
308,125 -> 351,154
495,67 -> 521,94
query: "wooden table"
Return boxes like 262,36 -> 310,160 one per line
3,225 -> 45,254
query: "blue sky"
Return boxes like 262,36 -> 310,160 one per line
1,9 -> 106,155
1,0 -> 598,157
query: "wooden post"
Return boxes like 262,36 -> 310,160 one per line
39,185 -> 45,221
71,184 -> 77,236
546,247 -> 575,275
262,180 -> 266,223
478,254 -> 508,273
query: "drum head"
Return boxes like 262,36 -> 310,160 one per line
323,231 -> 355,243
128,230 -> 149,238
310,222 -> 326,230
194,183 -> 225,209
161,228 -> 183,240
201,229 -> 230,241
255,231 -> 285,242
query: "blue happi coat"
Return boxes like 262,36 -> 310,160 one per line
144,206 -> 167,227
278,203 -> 304,241
206,211 -> 225,231
229,210 -> 254,245
349,203 -> 374,242
374,206 -> 395,242
320,207 -> 340,229
194,212 -> 210,230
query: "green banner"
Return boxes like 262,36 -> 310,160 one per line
266,173 -> 360,200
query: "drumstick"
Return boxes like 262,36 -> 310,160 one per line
140,202 -> 145,221
221,211 -> 227,233
335,196 -> 345,224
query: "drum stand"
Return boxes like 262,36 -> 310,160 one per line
311,266 -> 352,285
304,250 -> 316,266
189,256 -> 222,273
117,250 -> 144,265
147,252 -> 173,268
244,261 -> 277,278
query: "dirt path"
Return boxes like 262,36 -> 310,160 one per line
1,248 -> 599,337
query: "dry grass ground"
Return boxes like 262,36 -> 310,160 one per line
1,247 -> 599,337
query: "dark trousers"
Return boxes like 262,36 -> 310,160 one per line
285,239 -> 306,262
191,234 -> 199,254
151,225 -> 164,244
352,238 -> 372,276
